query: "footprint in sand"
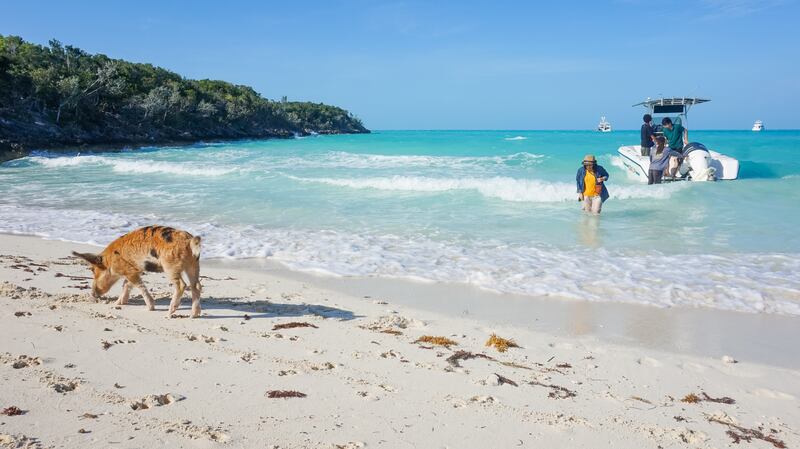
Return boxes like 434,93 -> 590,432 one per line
678,361 -> 707,373
636,357 -> 663,368
750,388 -> 796,400
130,393 -> 184,411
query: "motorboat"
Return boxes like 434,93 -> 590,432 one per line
752,120 -> 764,131
617,97 -> 739,182
597,116 -> 612,132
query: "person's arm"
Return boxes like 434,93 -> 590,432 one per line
597,166 -> 609,182
576,169 -> 584,200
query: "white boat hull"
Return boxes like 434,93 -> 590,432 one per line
616,145 -> 739,181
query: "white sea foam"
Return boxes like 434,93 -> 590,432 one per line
504,136 -> 528,141
268,151 -> 544,170
1,203 -> 799,316
27,155 -> 237,177
288,175 -> 688,202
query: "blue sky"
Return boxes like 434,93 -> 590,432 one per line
2,0 -> 798,129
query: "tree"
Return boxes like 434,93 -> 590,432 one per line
55,61 -> 120,123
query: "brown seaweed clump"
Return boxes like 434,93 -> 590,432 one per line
446,350 -> 496,368
414,335 -> 458,348
485,334 -> 520,353
708,416 -> 786,448
266,390 -> 307,399
682,392 -> 735,405
272,322 -> 318,331
2,406 -> 24,416
681,393 -> 700,403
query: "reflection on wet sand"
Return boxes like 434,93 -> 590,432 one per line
578,214 -> 601,248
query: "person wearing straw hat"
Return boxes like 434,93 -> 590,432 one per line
575,154 -> 610,214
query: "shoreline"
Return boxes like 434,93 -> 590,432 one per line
5,232 -> 800,368
211,257 -> 800,370
1,232 -> 799,448
0,129 -> 370,164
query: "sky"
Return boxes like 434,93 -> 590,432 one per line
2,0 -> 798,129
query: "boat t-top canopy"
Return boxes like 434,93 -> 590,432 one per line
633,97 -> 710,115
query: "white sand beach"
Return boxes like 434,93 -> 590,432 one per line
1,233 -> 799,449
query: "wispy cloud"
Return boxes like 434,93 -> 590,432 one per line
697,0 -> 786,20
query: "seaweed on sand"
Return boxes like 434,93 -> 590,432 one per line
699,392 -> 736,404
529,381 -> 577,399
493,373 -> 518,387
682,392 -> 735,405
266,390 -> 307,399
414,336 -> 458,348
446,350 -> 496,368
485,334 -> 520,353
2,406 -> 24,416
707,416 -> 786,448
272,322 -> 318,331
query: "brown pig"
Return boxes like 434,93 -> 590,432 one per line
73,226 -> 202,317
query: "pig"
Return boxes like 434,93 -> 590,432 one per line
72,226 -> 202,317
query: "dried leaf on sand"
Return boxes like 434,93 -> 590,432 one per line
485,334 -> 520,353
414,335 -> 458,348
272,322 -> 318,331
266,390 -> 307,399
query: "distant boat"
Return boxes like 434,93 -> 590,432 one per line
752,120 -> 764,132
597,116 -> 612,133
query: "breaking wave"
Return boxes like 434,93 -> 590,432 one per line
288,175 -> 688,202
25,155 -> 238,177
1,203 -> 798,316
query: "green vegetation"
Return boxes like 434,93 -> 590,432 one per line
0,35 -> 368,159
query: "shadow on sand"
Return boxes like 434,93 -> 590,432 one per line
121,295 -> 360,321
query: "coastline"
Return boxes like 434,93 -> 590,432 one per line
210,258 -> 800,369
1,233 -> 798,448
0,129 -> 370,164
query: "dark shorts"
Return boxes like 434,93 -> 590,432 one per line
648,169 -> 663,185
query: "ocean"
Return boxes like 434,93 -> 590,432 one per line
2,130 -> 799,315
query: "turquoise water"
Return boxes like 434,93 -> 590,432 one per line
2,130 -> 800,314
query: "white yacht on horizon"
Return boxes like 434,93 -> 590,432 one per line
597,116 -> 612,132
752,120 -> 764,131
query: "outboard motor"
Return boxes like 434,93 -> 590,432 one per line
682,142 -> 716,181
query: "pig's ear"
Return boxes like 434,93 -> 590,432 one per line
72,251 -> 105,269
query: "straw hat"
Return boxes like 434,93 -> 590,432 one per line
583,154 -> 596,163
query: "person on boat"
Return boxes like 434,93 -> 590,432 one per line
640,114 -> 655,156
576,154 -> 610,214
648,136 -> 673,184
661,117 -> 689,178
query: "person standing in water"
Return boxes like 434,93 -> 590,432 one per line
576,154 -> 610,214
661,116 -> 689,178
648,136 -> 672,184
640,114 -> 655,156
